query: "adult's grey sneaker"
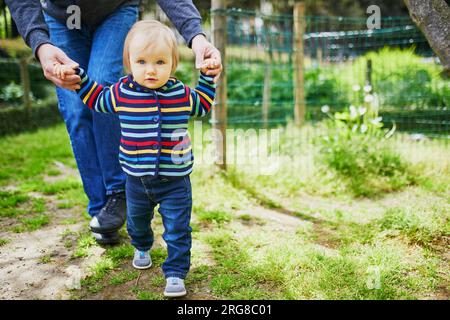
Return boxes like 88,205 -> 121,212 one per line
164,277 -> 187,298
132,249 -> 152,270
92,231 -> 120,245
90,192 -> 126,233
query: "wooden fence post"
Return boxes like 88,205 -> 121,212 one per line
366,58 -> 372,92
293,1 -> 306,126
262,49 -> 272,128
19,57 -> 31,114
211,0 -> 227,170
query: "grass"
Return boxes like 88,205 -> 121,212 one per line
13,214 -> 50,233
195,207 -> 233,225
378,205 -> 450,246
72,232 -> 97,259
40,255 -> 53,264
0,125 -> 74,187
109,270 -> 140,286
0,190 -> 29,209
0,124 -> 84,233
0,122 -> 448,300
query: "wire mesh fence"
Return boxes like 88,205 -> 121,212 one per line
0,7 -> 449,138
210,8 -> 449,137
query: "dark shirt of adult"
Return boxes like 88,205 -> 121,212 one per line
5,0 -> 204,57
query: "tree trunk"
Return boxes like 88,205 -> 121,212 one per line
404,0 -> 450,76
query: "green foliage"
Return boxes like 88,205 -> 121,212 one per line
105,244 -> 134,263
339,48 -> 450,110
319,133 -> 414,197
13,214 -> 50,233
0,59 -> 52,101
0,100 -> 61,137
0,190 -> 29,209
195,207 -> 232,225
305,66 -> 350,110
40,178 -> 82,195
109,270 -> 139,286
158,47 -> 449,131
378,206 -> 450,246
73,232 -> 96,259
0,124 -> 74,194
136,290 -> 163,300
0,82 -> 31,105
205,231 -> 284,299
0,38 -> 32,58
317,92 -> 415,197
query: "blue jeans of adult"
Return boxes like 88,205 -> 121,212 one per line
126,174 -> 193,279
43,5 -> 138,217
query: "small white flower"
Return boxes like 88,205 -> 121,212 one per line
358,107 -> 367,115
352,84 -> 361,91
349,105 -> 358,118
321,105 -> 330,113
370,117 -> 382,124
364,85 -> 372,93
360,124 -> 368,133
364,94 -> 374,103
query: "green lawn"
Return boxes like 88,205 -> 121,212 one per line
0,122 -> 448,300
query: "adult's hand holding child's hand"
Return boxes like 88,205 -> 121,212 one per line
52,62 -> 80,91
191,34 -> 223,83
37,43 -> 81,90
200,58 -> 220,76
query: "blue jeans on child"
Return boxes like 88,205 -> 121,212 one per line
126,174 -> 193,279
43,5 -> 139,217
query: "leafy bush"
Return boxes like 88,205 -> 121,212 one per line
378,206 -> 450,246
317,89 -> 415,197
0,38 -> 32,58
304,66 -> 350,110
0,59 -> 50,101
0,100 -> 61,136
0,82 -> 28,105
338,47 -> 449,109
318,132 -> 415,197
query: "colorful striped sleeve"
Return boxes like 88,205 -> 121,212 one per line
188,72 -> 216,117
75,68 -> 118,114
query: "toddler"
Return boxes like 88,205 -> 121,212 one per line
54,20 -> 218,297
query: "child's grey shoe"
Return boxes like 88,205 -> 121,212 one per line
132,249 -> 152,269
164,277 -> 187,298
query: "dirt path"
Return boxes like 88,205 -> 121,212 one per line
0,162 -> 105,300
1,161 -> 447,299
0,221 -> 104,299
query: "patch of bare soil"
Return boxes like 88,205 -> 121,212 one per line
0,161 -> 104,300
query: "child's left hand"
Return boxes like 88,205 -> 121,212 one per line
200,58 -> 221,75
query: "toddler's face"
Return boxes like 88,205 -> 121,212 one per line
129,33 -> 173,89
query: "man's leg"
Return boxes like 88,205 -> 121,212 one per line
43,12 -> 107,217
86,4 -> 139,233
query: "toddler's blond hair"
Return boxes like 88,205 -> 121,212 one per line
123,20 -> 179,74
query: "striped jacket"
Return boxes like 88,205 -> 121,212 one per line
76,68 -> 216,178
